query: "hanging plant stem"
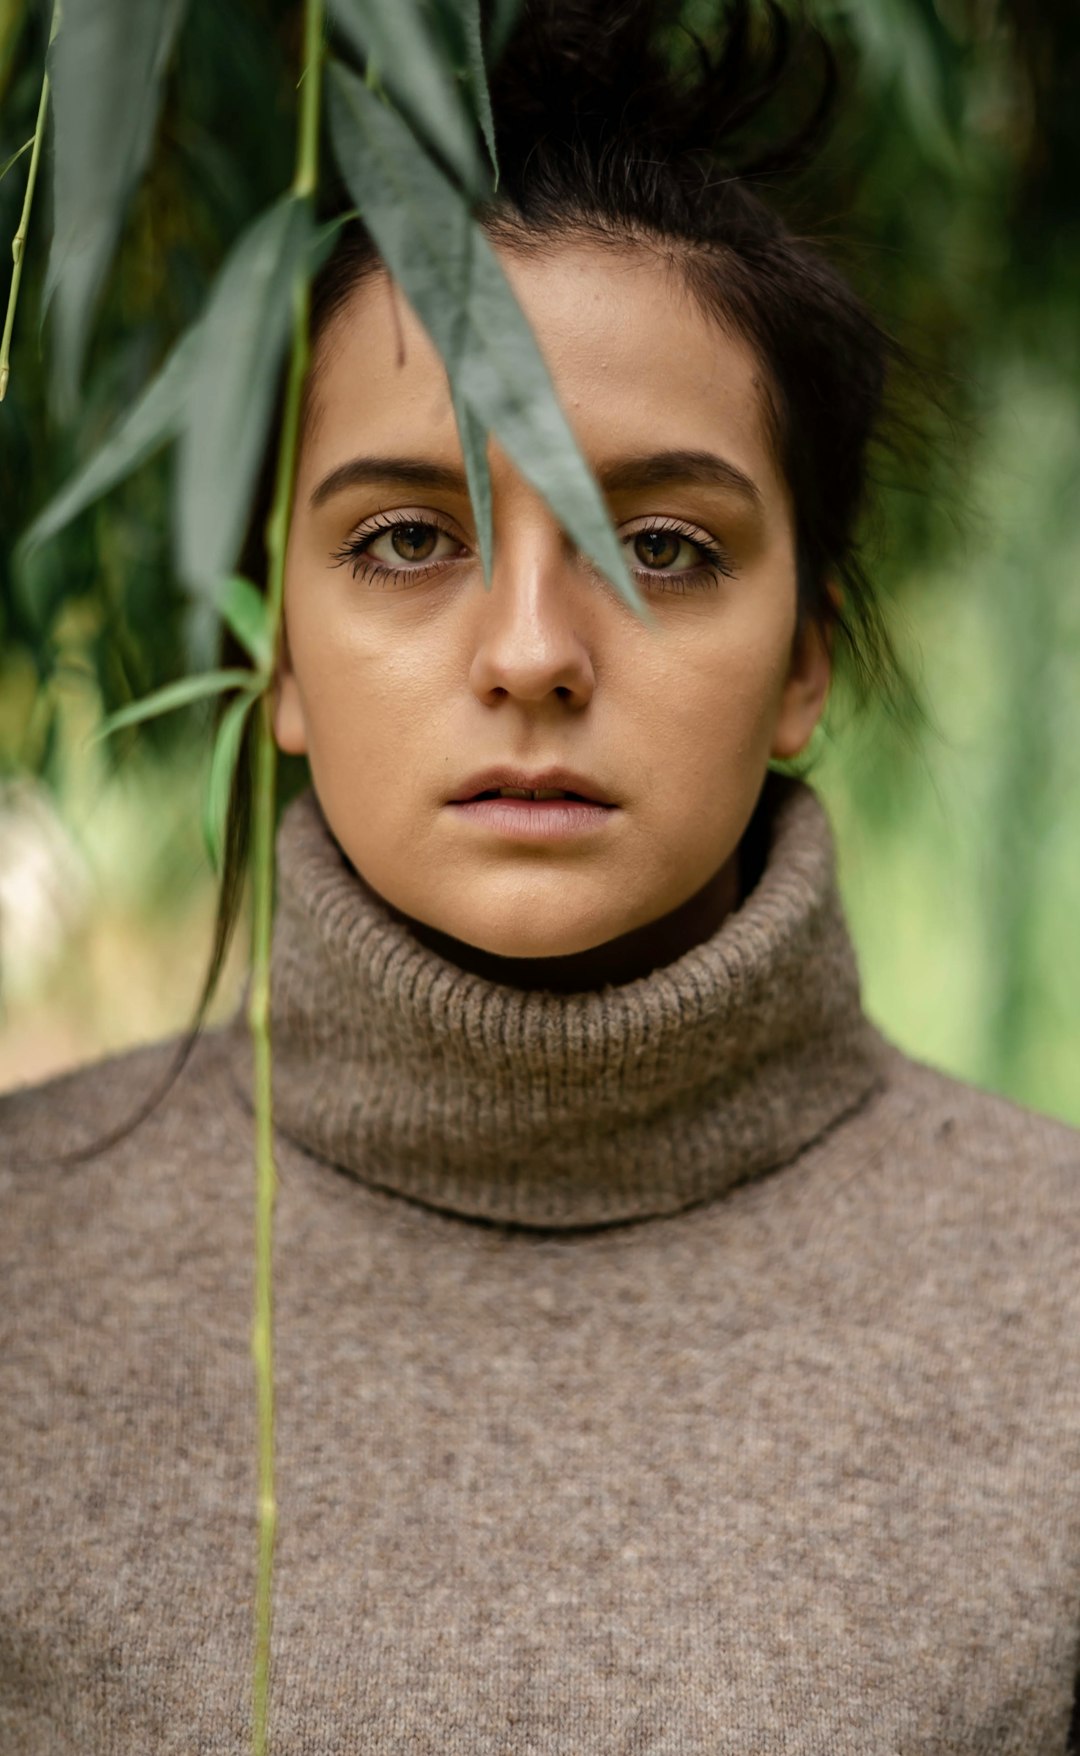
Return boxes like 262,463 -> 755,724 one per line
248,2 -> 324,1751
0,1 -> 60,403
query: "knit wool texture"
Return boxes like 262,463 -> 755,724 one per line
3,777 -> 1080,1755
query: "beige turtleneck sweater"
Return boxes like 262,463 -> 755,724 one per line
2,776 -> 1080,1755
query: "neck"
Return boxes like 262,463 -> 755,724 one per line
390,853 -> 743,993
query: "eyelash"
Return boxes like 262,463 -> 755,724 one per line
329,511 -> 737,593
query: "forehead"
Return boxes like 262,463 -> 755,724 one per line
300,238 -> 786,515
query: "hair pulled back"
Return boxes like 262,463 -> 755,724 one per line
305,0 -> 906,688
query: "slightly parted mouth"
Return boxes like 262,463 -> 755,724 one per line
465,787 -> 607,803
449,768 -> 617,807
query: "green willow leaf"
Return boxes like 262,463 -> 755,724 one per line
216,575 -> 273,670
18,320 -> 203,557
329,0 -> 489,197
174,194 -> 316,596
313,210 -> 354,258
485,0 -> 523,65
0,137 -> 33,184
457,2 -> 497,186
91,668 -> 260,743
327,61 -> 644,617
430,0 -> 497,186
22,206 -> 345,575
451,384 -> 494,585
203,690 -> 257,872
44,0 -> 189,416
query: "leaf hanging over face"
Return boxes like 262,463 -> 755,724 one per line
203,690 -> 257,872
327,61 -> 645,618
451,384 -> 494,585
44,0 -> 189,418
18,319 -> 204,557
329,0 -> 491,197
174,194 -> 321,597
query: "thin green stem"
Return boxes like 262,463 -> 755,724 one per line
248,691 -> 278,1756
248,2 -> 324,1751
0,2 -> 60,404
294,0 -> 324,200
263,270 -> 315,632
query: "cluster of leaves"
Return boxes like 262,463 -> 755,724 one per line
2,0 -> 1077,1078
3,0 -> 1077,809
3,0 -> 665,869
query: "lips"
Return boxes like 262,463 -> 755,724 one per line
449,767 -> 616,807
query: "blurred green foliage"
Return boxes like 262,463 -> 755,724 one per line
1,0 -> 1078,1119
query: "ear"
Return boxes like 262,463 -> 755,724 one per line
770,606 -> 833,762
271,615 -> 309,756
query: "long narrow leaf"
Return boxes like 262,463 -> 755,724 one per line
91,668 -> 259,742
485,0 -> 523,65
18,320 -> 203,556
431,0 -> 498,185
457,0 -> 496,178
216,575 -> 274,670
22,207 -> 344,571
44,0 -> 189,415
327,62 -> 644,615
0,138 -> 33,184
203,690 -> 257,871
451,384 -> 494,584
330,0 -> 489,197
174,195 -> 316,595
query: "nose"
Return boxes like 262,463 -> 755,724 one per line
467,533 -> 596,710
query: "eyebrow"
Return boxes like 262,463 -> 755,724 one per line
307,448 -> 763,513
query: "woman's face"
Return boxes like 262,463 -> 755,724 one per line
275,239 -> 830,958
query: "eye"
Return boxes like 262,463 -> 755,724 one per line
622,519 -> 737,590
330,515 -> 467,586
631,529 -> 699,571
366,521 -> 457,566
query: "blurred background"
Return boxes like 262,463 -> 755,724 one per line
1,0 -> 1078,1121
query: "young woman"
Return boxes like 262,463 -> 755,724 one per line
3,2 -> 1079,1751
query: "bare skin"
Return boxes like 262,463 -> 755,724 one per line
273,239 -> 831,988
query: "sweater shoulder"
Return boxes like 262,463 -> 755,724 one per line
0,1028 -> 255,1340
870,1041 -> 1080,1242
0,1025 -> 250,1192
882,1044 -> 1080,1163
1,1034 -> 170,1138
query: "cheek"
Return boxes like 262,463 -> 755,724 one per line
285,591 -> 452,808
632,599 -> 795,799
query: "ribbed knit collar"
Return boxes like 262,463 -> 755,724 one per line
224,775 -> 885,1229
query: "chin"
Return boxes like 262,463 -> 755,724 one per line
430,881 -> 634,960
448,912 -> 614,960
